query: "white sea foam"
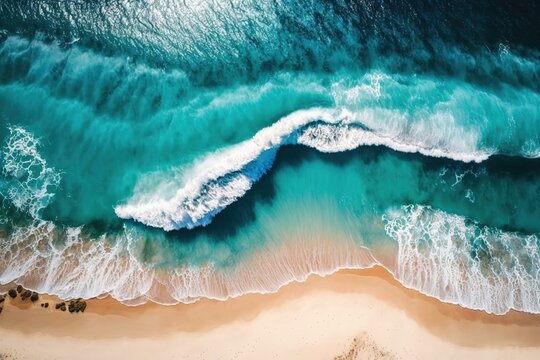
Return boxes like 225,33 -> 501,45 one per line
1,126 -> 61,218
383,205 -> 540,315
0,221 -> 154,301
116,107 -> 490,231
3,203 -> 539,315
0,217 -> 379,305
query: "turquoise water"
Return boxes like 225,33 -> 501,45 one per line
0,1 -> 539,313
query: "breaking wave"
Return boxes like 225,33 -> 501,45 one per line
384,205 -> 540,315
116,88 -> 539,231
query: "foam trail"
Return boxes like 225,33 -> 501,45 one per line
2,203 -> 539,315
384,205 -> 540,315
116,107 -> 490,231
0,126 -> 61,218
0,217 -> 378,305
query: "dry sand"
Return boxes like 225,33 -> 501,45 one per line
1,266 -> 539,360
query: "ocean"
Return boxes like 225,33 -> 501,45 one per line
0,0 -> 538,314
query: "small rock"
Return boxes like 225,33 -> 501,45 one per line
67,300 -> 87,314
44,302 -> 49,308
30,292 -> 39,302
0,307 -> 3,314
0,297 -> 4,303
21,290 -> 32,301
16,285 -> 23,293
60,304 -> 66,311
8,289 -> 17,298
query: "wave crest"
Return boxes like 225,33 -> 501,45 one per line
116,107 -> 491,230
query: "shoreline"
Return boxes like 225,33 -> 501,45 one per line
1,266 -> 540,359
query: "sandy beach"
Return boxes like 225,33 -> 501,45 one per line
0,266 -> 539,360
